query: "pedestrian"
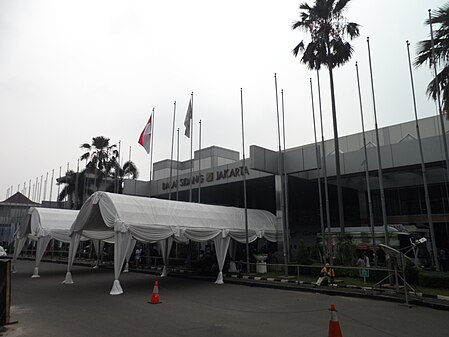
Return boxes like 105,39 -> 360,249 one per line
314,263 -> 335,287
134,247 -> 142,268
364,252 -> 370,268
356,255 -> 365,268
357,254 -> 368,279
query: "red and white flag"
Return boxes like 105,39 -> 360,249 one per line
138,114 -> 153,154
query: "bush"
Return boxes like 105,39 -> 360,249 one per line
418,271 -> 449,289
405,267 -> 419,285
335,234 -> 356,265
296,240 -> 312,265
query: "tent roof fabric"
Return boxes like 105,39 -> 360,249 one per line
30,208 -> 79,238
17,207 -> 79,239
14,207 -> 81,243
72,192 -> 280,242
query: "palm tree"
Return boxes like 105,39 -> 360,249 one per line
106,160 -> 139,194
415,4 -> 449,117
80,136 -> 119,175
57,169 -> 94,209
292,0 -> 360,232
80,136 -> 119,189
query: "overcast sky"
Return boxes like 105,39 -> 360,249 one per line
0,0 -> 445,201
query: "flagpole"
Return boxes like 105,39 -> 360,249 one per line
122,142 -> 125,166
35,177 -> 39,202
189,92 -> 194,203
317,70 -> 333,263
280,89 -> 290,261
355,62 -> 377,265
169,101 -> 176,200
83,159 -> 88,205
240,88 -> 250,274
28,179 -> 32,199
128,145 -> 131,182
58,166 -> 61,205
150,107 -> 155,183
116,140 -> 121,193
74,160 -> 79,209
274,73 -> 288,271
49,171 -> 53,203
198,120 -> 202,203
39,175 -> 43,203
309,78 -> 326,260
43,172 -> 48,201
406,40 -> 439,270
429,9 -> 449,182
176,128 -> 180,201
367,37 -> 390,246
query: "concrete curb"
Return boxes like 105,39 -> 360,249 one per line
220,272 -> 449,310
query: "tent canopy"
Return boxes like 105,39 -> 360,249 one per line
65,191 -> 280,294
15,207 -> 79,242
30,208 -> 79,241
71,192 -> 280,243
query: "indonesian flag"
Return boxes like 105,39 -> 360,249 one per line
138,114 -> 152,154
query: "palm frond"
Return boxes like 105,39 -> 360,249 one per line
329,39 -> 353,67
334,0 -> 351,14
58,185 -> 69,202
345,22 -> 360,39
292,41 -> 305,57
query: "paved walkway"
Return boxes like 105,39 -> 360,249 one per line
13,256 -> 449,311
4,260 -> 449,337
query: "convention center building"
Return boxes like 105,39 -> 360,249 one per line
124,115 -> 449,260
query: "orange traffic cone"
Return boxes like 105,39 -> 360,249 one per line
148,281 -> 161,304
328,304 -> 343,337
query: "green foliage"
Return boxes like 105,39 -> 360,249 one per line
405,267 -> 420,284
291,0 -> 360,70
415,3 -> 449,116
418,271 -> 449,289
335,233 -> 356,265
309,244 -> 322,262
296,240 -> 313,265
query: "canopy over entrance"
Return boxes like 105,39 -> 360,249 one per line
66,192 -> 280,294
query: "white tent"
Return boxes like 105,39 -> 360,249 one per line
65,191 -> 280,295
12,207 -> 115,277
12,207 -> 80,277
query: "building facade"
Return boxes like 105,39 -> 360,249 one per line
0,192 -> 39,247
124,115 -> 449,262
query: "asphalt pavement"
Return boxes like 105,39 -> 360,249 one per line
3,260 -> 449,337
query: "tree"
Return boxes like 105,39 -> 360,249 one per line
80,136 -> 119,189
57,169 -> 94,209
292,0 -> 360,232
106,160 -> 139,194
415,4 -> 449,117
58,136 -> 139,208
80,136 -> 118,175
